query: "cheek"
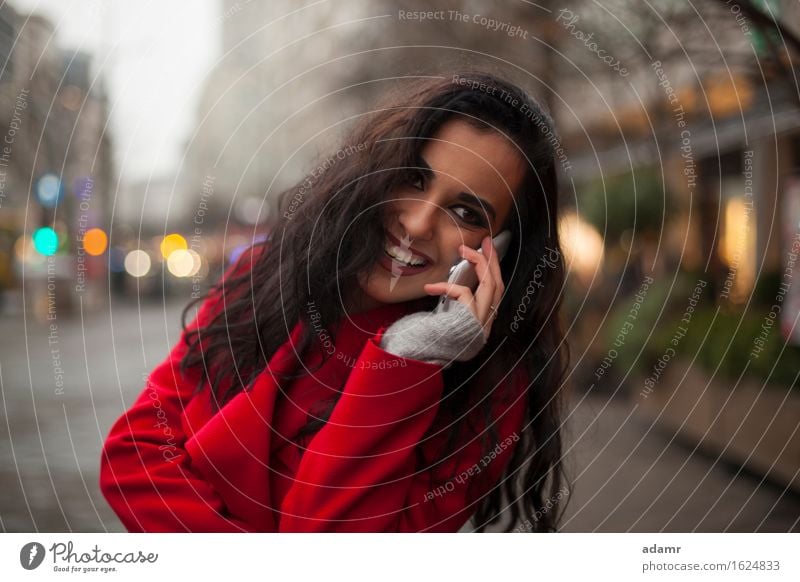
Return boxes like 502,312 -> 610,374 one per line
440,231 -> 481,266
429,263 -> 452,282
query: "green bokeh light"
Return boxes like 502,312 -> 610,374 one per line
33,227 -> 59,256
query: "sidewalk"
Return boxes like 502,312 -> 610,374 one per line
555,389 -> 800,532
2,300 -> 798,532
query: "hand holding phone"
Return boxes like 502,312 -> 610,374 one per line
433,230 -> 511,315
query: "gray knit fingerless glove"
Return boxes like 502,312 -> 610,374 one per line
378,301 -> 487,367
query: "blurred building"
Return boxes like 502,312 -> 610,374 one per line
545,0 -> 800,499
559,0 -> 800,330
179,0 -> 374,229
0,4 -> 114,316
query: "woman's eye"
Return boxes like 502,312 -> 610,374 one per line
409,173 -> 424,191
452,205 -> 487,227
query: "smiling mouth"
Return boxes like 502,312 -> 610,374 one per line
383,240 -> 428,267
379,232 -> 436,282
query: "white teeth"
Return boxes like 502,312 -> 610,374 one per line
384,241 -> 427,267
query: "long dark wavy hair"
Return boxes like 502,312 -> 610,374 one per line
180,70 -> 572,532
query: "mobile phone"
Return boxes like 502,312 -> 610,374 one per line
433,230 -> 511,314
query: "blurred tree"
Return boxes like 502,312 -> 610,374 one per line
581,165 -> 675,245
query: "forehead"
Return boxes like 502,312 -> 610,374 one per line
421,119 -> 525,224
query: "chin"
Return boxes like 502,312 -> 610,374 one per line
357,265 -> 440,305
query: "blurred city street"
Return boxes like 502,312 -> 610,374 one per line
1,299 -> 797,532
556,392 -> 800,533
0,298 -> 187,532
1,0 -> 799,541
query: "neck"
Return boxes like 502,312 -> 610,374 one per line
344,290 -> 388,316
344,291 -> 433,317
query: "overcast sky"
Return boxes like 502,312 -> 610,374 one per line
11,0 -> 220,185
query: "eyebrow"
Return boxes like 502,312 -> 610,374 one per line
417,155 -> 497,224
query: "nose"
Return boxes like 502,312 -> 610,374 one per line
397,197 -> 437,241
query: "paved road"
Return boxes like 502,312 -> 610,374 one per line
555,391 -> 800,532
0,297 -> 188,532
1,300 -> 798,532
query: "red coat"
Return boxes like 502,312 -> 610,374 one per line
99,291 -> 527,532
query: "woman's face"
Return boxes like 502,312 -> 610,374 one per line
355,119 -> 526,310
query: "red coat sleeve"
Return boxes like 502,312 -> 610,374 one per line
277,329 -> 525,532
99,272 -> 257,532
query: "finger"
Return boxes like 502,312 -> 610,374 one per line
424,282 -> 477,313
426,280 -> 493,340
424,284 -> 479,321
460,241 -> 495,322
484,237 -> 505,312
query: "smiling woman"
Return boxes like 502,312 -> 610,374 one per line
99,71 -> 571,533
357,118 -> 524,310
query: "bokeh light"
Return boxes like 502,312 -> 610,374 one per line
227,234 -> 268,265
228,244 -> 248,265
186,249 -> 202,277
83,228 -> 108,256
558,212 -> 604,284
13,235 -> 42,265
160,233 -> 187,259
166,248 -> 199,277
35,174 -> 63,208
32,227 -> 59,256
124,249 -> 151,278
73,175 -> 94,199
235,197 -> 267,224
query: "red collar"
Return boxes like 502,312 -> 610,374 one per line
338,297 -> 428,335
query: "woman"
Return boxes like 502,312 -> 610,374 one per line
99,70 -> 571,532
